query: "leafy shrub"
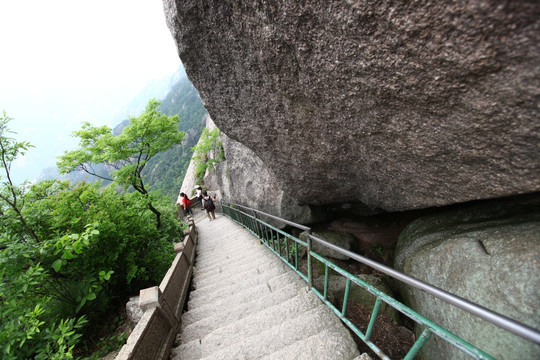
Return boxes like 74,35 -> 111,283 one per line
0,180 -> 181,358
191,128 -> 226,185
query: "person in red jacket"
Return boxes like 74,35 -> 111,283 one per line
178,192 -> 193,216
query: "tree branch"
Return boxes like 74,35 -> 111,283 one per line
79,163 -> 114,181
0,140 -> 40,242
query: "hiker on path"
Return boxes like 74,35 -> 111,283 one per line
202,190 -> 216,220
195,186 -> 204,210
178,192 -> 193,216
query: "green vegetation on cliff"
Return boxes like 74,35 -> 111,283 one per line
191,128 -> 226,185
0,71 -> 208,358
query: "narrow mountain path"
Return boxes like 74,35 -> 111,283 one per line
170,213 -> 364,360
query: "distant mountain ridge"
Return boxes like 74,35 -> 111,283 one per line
112,67 -> 187,124
38,66 -> 207,200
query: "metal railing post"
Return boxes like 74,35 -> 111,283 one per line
404,328 -> 433,360
323,264 -> 329,300
341,279 -> 351,317
307,230 -> 313,290
252,209 -> 262,240
365,297 -> 382,341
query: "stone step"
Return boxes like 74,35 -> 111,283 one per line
260,328 -> 360,360
194,229 -> 257,254
193,236 -> 265,268
172,324 -> 363,360
194,217 -> 243,234
193,248 -> 283,280
190,226 -> 245,249
181,278 -> 304,329
171,334 -> 202,360
195,243 -> 263,265
194,238 -> 260,266
194,234 -> 261,258
194,304 -> 343,359
188,262 -> 290,303
181,282 -> 303,331
192,254 -> 288,292
192,245 -> 273,281
187,271 -> 302,311
182,286 -> 320,344
170,215 -> 360,360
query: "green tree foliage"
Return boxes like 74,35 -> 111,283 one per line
191,128 -> 226,185
0,115 -> 182,358
0,112 -> 38,241
47,76 -> 207,202
58,99 -> 185,228
143,78 -> 207,200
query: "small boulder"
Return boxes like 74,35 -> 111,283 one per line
126,296 -> 143,329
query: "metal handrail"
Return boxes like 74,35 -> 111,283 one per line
225,201 -> 311,231
222,201 -> 540,352
309,233 -> 540,344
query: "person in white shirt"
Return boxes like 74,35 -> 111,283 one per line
195,186 -> 203,210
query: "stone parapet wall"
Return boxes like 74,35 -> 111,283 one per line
116,218 -> 198,360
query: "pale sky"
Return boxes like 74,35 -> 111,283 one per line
0,0 -> 182,183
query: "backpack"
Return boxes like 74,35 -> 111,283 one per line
204,196 -> 215,211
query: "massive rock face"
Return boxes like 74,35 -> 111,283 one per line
201,116 -> 324,225
163,0 -> 540,211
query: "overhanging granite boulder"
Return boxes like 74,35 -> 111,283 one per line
164,0 -> 540,211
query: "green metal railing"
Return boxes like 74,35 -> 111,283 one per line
221,201 -> 540,360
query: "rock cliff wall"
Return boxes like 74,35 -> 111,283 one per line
164,0 -> 540,212
201,116 -> 325,224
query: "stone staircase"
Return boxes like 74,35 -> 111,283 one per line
170,214 -> 364,360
